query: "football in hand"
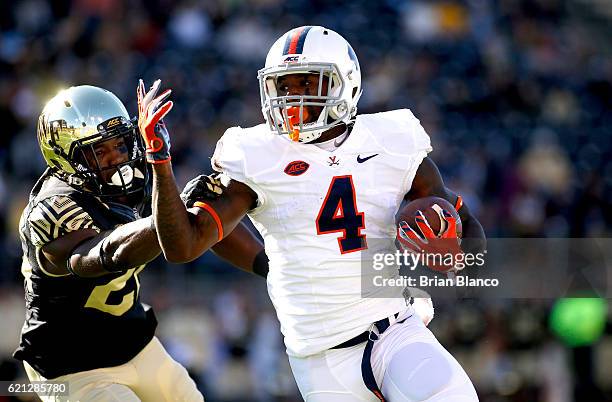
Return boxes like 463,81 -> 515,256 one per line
395,196 -> 462,238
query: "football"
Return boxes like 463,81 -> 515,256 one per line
396,196 -> 462,238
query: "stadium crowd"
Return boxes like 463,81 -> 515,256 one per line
0,0 -> 610,401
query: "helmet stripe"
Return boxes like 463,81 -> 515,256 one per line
283,26 -> 312,55
282,30 -> 294,55
294,26 -> 312,54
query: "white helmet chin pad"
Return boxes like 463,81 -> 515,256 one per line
109,165 -> 134,187
258,26 -> 362,143
108,165 -> 144,187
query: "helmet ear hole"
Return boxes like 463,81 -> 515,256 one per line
352,87 -> 358,97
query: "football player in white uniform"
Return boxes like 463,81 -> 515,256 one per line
139,26 -> 485,402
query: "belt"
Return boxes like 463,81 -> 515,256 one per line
331,312 -> 411,402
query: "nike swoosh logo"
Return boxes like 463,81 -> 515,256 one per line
357,153 -> 379,163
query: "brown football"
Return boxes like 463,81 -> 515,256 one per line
395,196 -> 462,238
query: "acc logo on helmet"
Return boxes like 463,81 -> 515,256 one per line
283,56 -> 300,63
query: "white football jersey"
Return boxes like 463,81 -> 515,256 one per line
212,109 -> 432,357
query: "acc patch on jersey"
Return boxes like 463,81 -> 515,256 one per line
284,160 -> 310,176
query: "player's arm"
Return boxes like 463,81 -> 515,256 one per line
151,162 -> 255,263
179,174 -> 268,276
405,156 -> 486,254
136,80 -> 258,263
40,217 -> 160,278
211,221 -> 268,277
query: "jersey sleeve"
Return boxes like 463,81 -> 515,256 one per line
397,109 -> 433,195
404,109 -> 433,155
211,127 -> 248,183
211,127 -> 267,211
28,195 -> 100,248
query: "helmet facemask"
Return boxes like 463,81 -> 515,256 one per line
52,118 -> 148,199
258,62 -> 351,143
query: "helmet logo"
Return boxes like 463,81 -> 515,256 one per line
283,55 -> 300,63
100,117 -> 124,131
106,117 -> 121,128
284,160 -> 310,176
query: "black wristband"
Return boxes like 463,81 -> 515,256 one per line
252,249 -> 269,278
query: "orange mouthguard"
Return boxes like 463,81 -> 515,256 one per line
287,106 -> 310,142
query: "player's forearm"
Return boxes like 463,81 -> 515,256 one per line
211,221 -> 267,276
459,212 -> 486,255
151,163 -> 219,263
443,187 -> 486,254
104,216 -> 161,268
69,217 -> 160,277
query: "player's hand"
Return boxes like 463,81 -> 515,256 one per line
137,79 -> 173,164
403,288 -> 435,326
397,209 -> 463,273
180,174 -> 224,208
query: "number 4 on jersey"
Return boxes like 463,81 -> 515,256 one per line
316,175 -> 367,253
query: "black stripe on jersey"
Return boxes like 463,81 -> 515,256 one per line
75,216 -> 92,230
29,219 -> 52,243
59,208 -> 89,230
40,199 -> 80,221
34,204 -> 59,240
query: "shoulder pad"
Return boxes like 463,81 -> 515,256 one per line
356,109 -> 432,156
211,123 -> 273,177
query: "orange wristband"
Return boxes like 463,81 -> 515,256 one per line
454,195 -> 463,212
193,201 -> 224,242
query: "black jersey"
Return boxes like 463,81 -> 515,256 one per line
13,172 -> 157,379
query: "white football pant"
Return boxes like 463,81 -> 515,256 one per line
288,308 -> 478,402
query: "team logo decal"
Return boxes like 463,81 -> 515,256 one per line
328,156 -> 340,166
283,55 -> 300,63
284,160 -> 310,176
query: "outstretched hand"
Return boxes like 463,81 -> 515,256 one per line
137,79 -> 174,164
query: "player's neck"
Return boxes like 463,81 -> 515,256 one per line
309,123 -> 348,144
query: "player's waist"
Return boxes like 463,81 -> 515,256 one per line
330,304 -> 416,349
280,298 -> 409,357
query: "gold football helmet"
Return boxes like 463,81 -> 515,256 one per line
37,85 -> 148,198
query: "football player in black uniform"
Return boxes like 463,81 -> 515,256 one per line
14,85 -> 267,401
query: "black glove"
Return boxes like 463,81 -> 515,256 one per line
180,174 -> 224,208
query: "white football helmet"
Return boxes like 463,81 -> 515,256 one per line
258,26 -> 362,143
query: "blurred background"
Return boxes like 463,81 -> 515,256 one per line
0,0 -> 611,401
